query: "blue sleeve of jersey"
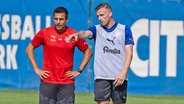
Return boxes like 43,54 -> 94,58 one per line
88,26 -> 96,39
125,26 -> 134,45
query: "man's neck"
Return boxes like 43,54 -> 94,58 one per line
106,19 -> 115,29
56,26 -> 67,34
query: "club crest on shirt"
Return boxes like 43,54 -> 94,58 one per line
65,37 -> 70,43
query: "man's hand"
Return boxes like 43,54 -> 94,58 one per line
67,33 -> 78,42
35,68 -> 50,79
65,71 -> 80,79
113,72 -> 126,87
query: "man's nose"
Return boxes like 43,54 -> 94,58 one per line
56,19 -> 60,23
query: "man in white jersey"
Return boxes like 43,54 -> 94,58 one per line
67,2 -> 134,104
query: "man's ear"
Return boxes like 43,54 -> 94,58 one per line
109,12 -> 112,17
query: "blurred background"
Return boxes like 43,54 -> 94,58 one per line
0,0 -> 184,97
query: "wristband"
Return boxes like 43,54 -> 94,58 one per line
76,68 -> 83,73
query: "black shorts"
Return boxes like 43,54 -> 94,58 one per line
39,82 -> 75,104
94,79 -> 127,103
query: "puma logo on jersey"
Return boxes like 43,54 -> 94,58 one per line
50,35 -> 56,42
106,37 -> 115,45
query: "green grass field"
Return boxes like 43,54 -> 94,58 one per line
0,90 -> 184,104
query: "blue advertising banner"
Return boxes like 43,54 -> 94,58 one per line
0,0 -> 90,91
0,0 -> 184,95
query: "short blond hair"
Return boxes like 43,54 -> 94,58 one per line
95,2 -> 112,12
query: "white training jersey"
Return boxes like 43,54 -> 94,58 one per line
89,23 -> 134,80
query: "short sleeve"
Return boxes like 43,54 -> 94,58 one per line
88,26 -> 96,39
31,30 -> 44,48
125,26 -> 134,45
76,39 -> 89,52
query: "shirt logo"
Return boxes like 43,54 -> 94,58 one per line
129,37 -> 134,43
106,37 -> 116,45
58,38 -> 62,41
103,46 -> 120,54
50,35 -> 56,42
65,37 -> 70,43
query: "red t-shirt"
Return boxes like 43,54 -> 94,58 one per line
31,26 -> 88,84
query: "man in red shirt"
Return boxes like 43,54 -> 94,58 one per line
26,6 -> 92,104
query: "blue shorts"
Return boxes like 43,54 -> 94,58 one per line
94,79 -> 127,103
39,82 -> 75,104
